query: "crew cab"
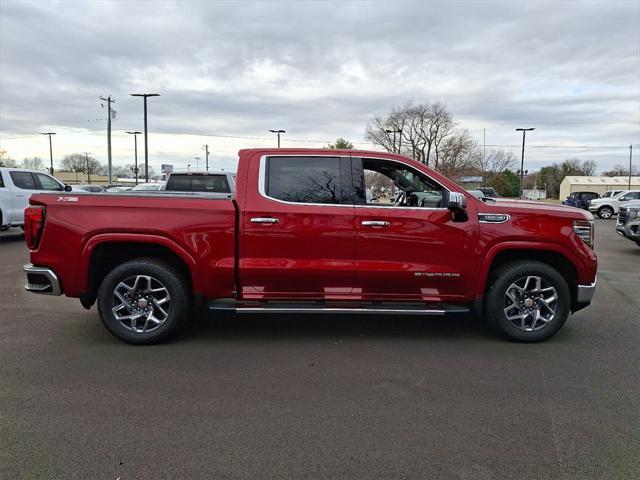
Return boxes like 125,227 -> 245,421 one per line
23,149 -> 597,344
0,167 -> 66,230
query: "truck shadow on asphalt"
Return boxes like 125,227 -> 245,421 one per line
177,312 -> 499,344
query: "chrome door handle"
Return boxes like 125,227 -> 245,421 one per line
250,217 -> 279,224
361,220 -> 390,227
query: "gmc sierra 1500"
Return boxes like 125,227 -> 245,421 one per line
23,148 -> 597,344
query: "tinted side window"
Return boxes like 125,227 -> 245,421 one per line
166,175 -> 191,191
35,173 -> 63,191
266,157 -> 342,204
0,172 -> 4,188
10,171 -> 37,190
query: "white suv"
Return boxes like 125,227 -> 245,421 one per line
0,168 -> 66,229
588,190 -> 640,219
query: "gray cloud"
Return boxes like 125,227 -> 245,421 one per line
1,0 -> 638,173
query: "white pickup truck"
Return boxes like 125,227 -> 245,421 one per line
588,189 -> 640,219
0,168 -> 67,230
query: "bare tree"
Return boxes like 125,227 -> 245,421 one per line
365,101 -> 455,167
22,157 -> 45,170
0,149 -> 17,167
581,160 -> 597,176
436,130 -> 480,180
61,154 -> 87,173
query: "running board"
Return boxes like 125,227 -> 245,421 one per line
207,299 -> 470,315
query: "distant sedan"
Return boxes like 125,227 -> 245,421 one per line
71,185 -> 106,193
131,182 -> 165,191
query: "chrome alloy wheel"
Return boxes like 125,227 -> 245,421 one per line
112,275 -> 171,333
503,276 -> 558,332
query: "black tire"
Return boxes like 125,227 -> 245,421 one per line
97,258 -> 189,344
486,260 -> 571,342
597,206 -> 614,219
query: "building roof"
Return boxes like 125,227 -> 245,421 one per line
562,176 -> 640,185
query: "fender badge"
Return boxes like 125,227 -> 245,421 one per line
57,196 -> 79,202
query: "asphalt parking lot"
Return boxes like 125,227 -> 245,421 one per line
1,220 -> 639,479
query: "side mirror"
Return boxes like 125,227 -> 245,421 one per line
64,185 -> 72,192
447,192 -> 468,222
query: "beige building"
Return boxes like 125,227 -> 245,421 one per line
53,171 -> 109,186
559,176 -> 640,200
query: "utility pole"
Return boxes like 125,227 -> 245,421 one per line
629,145 -> 633,190
203,144 -> 210,171
84,152 -> 92,184
126,131 -> 141,185
131,93 -> 160,182
396,129 -> 403,154
516,128 -> 535,198
269,129 -> 286,148
100,95 -> 115,184
40,132 -> 56,174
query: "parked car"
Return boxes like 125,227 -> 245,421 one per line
164,172 -> 235,194
615,200 -> 640,247
0,167 -> 67,230
70,185 -> 106,193
23,148 -> 597,344
563,191 -> 600,210
601,190 -> 625,199
478,187 -> 500,198
588,190 -> 640,219
106,186 -> 133,192
466,189 -> 486,199
131,182 -> 165,191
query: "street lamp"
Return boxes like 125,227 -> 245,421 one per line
516,128 -> 535,198
268,129 -> 286,148
385,129 -> 402,153
194,157 -> 200,170
130,93 -> 160,182
126,131 -> 142,185
187,164 -> 191,173
40,132 -> 56,174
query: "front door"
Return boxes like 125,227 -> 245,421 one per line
352,156 -> 478,302
239,154 -> 356,300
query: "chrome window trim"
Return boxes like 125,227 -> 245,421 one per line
478,213 -> 511,224
258,154 -> 451,211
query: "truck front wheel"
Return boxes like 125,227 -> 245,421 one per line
97,258 -> 189,344
486,261 -> 570,342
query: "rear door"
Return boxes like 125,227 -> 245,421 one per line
239,154 -> 356,299
7,171 -> 38,223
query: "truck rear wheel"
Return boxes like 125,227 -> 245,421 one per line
97,258 -> 189,344
486,261 -> 570,342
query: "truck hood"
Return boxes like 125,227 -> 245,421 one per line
479,198 -> 593,221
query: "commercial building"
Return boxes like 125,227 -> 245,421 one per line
559,176 -> 640,200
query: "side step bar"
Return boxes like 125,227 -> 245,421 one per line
208,299 -> 470,315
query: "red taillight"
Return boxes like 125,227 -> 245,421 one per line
24,206 -> 45,250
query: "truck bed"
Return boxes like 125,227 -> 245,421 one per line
28,192 -> 237,300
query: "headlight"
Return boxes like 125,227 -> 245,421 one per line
574,220 -> 594,248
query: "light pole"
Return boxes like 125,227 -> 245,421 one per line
516,128 -> 535,198
126,131 -> 141,185
130,93 -> 160,182
268,129 -> 286,148
40,132 -> 56,174
84,152 -> 92,184
194,157 -> 200,170
187,164 -> 191,173
385,129 -> 396,153
396,129 -> 402,154
203,144 -> 210,171
629,145 -> 633,190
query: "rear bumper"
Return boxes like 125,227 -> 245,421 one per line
23,264 -> 62,296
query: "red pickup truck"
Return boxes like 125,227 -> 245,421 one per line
23,148 -> 597,344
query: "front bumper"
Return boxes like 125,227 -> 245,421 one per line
576,275 -> 597,304
23,264 -> 62,296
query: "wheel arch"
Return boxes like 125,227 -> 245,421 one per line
78,234 -> 200,309
475,245 -> 580,314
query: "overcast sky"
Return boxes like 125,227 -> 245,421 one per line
1,0 -> 639,174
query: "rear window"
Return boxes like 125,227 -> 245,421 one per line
10,171 -> 36,190
266,156 -> 341,204
167,174 -> 231,193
